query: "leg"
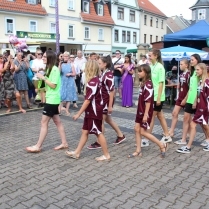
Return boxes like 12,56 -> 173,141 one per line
52,114 -> 68,148
96,133 -> 110,160
15,91 -> 26,113
186,121 -> 197,148
65,101 -> 70,115
24,90 -> 30,107
169,105 -> 182,136
157,111 -> 169,136
148,111 -> 158,133
73,101 -> 78,108
181,112 -> 191,142
5,98 -> 12,113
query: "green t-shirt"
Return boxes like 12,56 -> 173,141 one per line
150,62 -> 165,101
45,66 -> 61,104
187,72 -> 198,104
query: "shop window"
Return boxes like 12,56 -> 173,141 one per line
5,18 -> 14,34
98,28 -> 104,40
30,21 -> 37,32
84,27 -> 90,39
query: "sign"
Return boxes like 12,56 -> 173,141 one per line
16,31 -> 56,40
207,38 -> 209,47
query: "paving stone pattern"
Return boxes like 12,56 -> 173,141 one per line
0,91 -> 209,209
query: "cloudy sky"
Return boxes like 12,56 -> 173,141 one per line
149,0 -> 197,19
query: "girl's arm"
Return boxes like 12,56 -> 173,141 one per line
142,102 -> 151,123
73,100 -> 90,120
36,73 -> 56,89
108,91 -> 114,115
156,82 -> 163,105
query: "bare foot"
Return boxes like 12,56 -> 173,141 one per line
6,109 -> 11,113
66,112 -> 70,116
19,108 -> 26,113
73,104 -> 78,108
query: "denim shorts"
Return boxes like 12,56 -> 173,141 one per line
114,76 -> 122,89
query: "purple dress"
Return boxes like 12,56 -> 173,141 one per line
121,64 -> 134,107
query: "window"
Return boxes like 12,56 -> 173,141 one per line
122,31 -> 126,42
144,34 -> 146,43
69,25 -> 74,38
83,1 -> 89,13
156,18 -> 158,28
127,31 -> 130,43
192,10 -> 195,21
118,7 -> 124,20
28,0 -> 36,4
98,28 -> 104,40
115,30 -> 119,42
98,4 -> 103,16
49,0 -> 55,7
6,18 -> 14,34
69,0 -> 74,10
50,23 -> 56,33
130,10 -> 135,22
161,20 -> 163,29
198,9 -> 206,20
30,21 -> 37,32
150,35 -> 152,43
144,15 -> 147,25
133,32 -> 136,43
156,36 -> 158,42
84,27 -> 90,39
161,36 -> 163,41
150,17 -> 153,27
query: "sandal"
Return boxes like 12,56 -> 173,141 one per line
128,151 -> 142,158
95,155 -> 111,162
160,143 -> 168,158
65,151 -> 79,159
54,144 -> 69,150
25,145 -> 41,153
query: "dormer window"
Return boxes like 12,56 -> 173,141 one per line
98,4 -> 103,16
198,9 -> 206,20
83,1 -> 89,13
27,0 -> 36,4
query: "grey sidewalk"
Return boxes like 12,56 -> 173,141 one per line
0,93 -> 208,209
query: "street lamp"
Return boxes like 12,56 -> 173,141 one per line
55,0 -> 60,53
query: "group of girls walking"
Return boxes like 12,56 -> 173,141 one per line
25,49 -> 209,161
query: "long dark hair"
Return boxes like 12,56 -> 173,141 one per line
137,64 -> 151,86
150,48 -> 163,65
190,54 -> 201,76
124,54 -> 132,64
100,55 -> 112,69
45,50 -> 56,77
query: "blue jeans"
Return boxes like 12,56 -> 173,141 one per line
114,76 -> 122,89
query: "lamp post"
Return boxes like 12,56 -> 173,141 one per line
55,0 -> 60,54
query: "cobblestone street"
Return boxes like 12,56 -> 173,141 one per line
0,91 -> 209,209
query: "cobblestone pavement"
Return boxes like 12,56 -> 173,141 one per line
0,90 -> 209,209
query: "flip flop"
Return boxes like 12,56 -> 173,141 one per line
25,145 -> 41,153
65,151 -> 79,159
54,144 -> 69,150
128,151 -> 142,158
95,155 -> 111,162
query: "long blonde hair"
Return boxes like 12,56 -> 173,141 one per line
196,63 -> 208,86
85,60 -> 100,83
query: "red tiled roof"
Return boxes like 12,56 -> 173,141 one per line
80,2 -> 114,25
0,0 -> 47,16
138,0 -> 167,17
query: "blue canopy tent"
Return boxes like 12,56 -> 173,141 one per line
164,20 -> 209,42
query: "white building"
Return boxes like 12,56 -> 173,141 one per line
110,0 -> 140,55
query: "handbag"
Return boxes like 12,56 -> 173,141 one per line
24,68 -> 34,90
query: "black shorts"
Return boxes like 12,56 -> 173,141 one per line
154,101 -> 164,112
184,103 -> 196,114
43,103 -> 59,117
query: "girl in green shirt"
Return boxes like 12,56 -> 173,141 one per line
26,50 -> 68,153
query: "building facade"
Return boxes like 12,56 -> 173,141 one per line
137,0 -> 167,47
110,0 -> 140,55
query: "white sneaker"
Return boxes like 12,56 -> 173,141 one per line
141,139 -> 149,147
174,140 -> 187,145
161,135 -> 172,143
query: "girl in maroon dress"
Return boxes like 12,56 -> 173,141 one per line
170,59 -> 190,139
65,60 -> 110,161
128,64 -> 168,158
177,63 -> 209,153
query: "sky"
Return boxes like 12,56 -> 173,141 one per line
149,0 -> 197,20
